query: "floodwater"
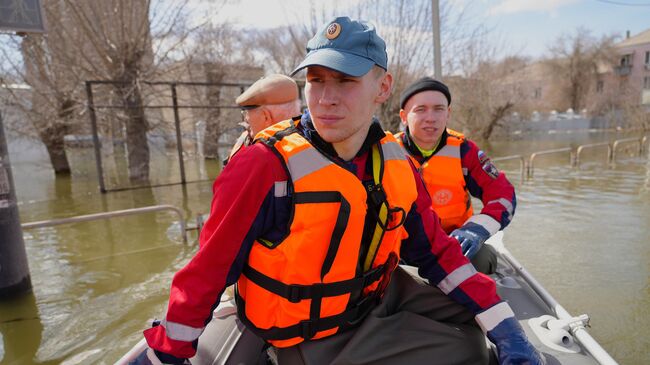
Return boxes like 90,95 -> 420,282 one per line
1,129 -> 649,365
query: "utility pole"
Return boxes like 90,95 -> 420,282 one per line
0,0 -> 47,299
432,0 -> 442,79
0,112 -> 32,298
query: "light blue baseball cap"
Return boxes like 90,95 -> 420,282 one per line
291,17 -> 388,77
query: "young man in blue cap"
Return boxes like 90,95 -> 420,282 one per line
133,17 -> 544,365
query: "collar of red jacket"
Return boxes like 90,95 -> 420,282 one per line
401,127 -> 449,162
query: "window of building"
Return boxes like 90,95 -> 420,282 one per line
621,54 -> 632,67
644,76 -> 650,90
646,51 -> 650,65
596,80 -> 604,93
533,87 -> 542,99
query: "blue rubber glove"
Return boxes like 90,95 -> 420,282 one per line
450,222 -> 491,259
128,347 -> 191,365
487,317 -> 546,365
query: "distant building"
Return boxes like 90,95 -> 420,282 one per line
613,29 -> 650,105
497,61 -> 556,113
493,28 -> 650,119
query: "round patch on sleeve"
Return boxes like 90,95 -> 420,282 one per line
478,150 -> 488,164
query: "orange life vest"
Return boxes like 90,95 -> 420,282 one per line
236,119 -> 418,348
397,129 -> 473,233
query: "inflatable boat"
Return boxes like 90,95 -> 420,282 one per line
116,232 -> 618,365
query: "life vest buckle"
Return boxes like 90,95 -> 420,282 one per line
347,292 -> 380,327
362,265 -> 385,288
367,183 -> 387,208
287,284 -> 306,303
299,319 -> 317,340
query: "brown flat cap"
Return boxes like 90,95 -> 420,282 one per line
236,74 -> 299,109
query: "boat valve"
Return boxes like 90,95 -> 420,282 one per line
547,314 -> 590,333
528,315 -> 582,353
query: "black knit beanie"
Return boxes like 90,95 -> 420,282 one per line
400,77 -> 451,109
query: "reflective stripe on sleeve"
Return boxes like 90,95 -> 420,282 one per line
161,319 -> 205,342
286,147 -> 332,182
434,144 -> 460,159
474,301 -> 515,333
437,263 -> 477,294
466,214 -> 501,236
382,141 -> 407,161
488,198 -> 514,217
274,181 -> 288,197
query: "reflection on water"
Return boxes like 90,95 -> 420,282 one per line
1,131 -> 649,364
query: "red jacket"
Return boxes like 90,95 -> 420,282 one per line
143,117 -> 505,359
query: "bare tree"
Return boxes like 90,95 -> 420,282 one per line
546,28 -> 618,112
365,0 -> 505,133
184,24 -> 258,158
245,0 -> 460,132
1,0 -> 90,174
244,1 -> 338,75
1,0 -> 227,180
442,23 -> 523,140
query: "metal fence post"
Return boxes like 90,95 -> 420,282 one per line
612,137 -> 643,164
85,81 -> 107,193
574,142 -> 612,168
171,84 -> 187,185
0,112 -> 32,298
527,147 -> 573,179
491,155 -> 525,182
639,136 -> 648,155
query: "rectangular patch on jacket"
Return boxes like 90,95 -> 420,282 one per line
478,150 -> 499,179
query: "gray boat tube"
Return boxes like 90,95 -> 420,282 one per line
487,232 -> 618,365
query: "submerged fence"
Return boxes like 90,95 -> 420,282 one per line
85,80 -> 254,193
84,79 -> 308,193
84,79 -> 310,193
22,204 -> 189,243
493,135 -> 649,180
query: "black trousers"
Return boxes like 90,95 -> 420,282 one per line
277,266 -> 489,365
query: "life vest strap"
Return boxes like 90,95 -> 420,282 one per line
256,120 -> 299,146
236,289 -> 380,341
242,263 -> 387,304
293,191 -> 351,280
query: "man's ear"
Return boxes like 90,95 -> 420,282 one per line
399,109 -> 408,126
375,72 -> 393,103
261,107 -> 273,125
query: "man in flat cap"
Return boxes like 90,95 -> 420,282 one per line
225,74 -> 301,165
134,16 -> 544,365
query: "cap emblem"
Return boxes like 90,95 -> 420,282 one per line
326,22 -> 341,39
